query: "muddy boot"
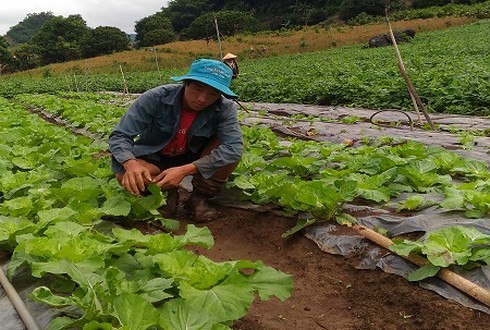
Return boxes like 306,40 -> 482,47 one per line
188,192 -> 218,222
188,176 -> 226,222
160,188 -> 179,218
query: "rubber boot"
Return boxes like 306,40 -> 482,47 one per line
188,175 -> 226,222
188,192 -> 218,222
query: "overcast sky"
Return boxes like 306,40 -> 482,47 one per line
0,0 -> 170,35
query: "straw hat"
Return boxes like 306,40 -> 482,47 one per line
222,53 -> 238,60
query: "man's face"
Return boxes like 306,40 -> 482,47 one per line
183,81 -> 221,112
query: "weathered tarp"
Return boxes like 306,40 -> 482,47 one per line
304,218 -> 490,315
0,264 -> 60,329
240,103 -> 490,314
242,102 -> 490,162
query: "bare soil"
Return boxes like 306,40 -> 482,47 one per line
167,197 -> 490,330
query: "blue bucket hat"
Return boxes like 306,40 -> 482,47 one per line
171,59 -> 238,99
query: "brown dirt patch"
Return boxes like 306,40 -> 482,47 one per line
171,201 -> 490,330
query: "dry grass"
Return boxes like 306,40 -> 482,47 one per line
218,17 -> 473,55
16,17 -> 474,77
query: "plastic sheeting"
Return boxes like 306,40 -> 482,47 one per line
0,264 -> 61,329
242,102 -> 490,162
245,103 -> 490,314
304,214 -> 490,315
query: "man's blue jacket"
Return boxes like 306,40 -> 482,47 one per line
109,84 -> 243,179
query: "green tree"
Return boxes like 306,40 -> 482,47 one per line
134,12 -> 174,46
31,14 -> 89,65
163,0 -> 212,32
0,36 -> 14,73
5,12 -> 55,45
11,44 -> 42,71
80,26 -> 130,58
160,0 -> 348,31
139,29 -> 176,47
182,10 -> 260,40
339,0 -> 391,20
412,0 -> 486,8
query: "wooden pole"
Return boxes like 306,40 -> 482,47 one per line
384,8 -> 436,130
214,17 -> 223,60
152,48 -> 162,84
0,266 -> 40,330
119,64 -> 129,95
84,60 -> 90,92
351,224 -> 490,307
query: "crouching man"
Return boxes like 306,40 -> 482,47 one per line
109,59 -> 243,221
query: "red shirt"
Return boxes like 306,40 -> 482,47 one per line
161,107 -> 198,156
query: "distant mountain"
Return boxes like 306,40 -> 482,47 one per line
5,12 -> 55,45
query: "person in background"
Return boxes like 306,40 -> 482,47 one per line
109,59 -> 243,221
222,53 -> 239,79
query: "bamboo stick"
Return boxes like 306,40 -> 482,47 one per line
351,224 -> 490,308
214,17 -> 223,60
0,266 -> 40,330
384,9 -> 436,130
119,64 -> 129,95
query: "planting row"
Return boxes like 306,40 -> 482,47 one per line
1,20 -> 489,116
0,97 -> 292,330
8,93 -> 490,282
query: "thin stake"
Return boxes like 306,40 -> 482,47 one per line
385,8 -> 436,130
119,64 -> 129,95
0,266 -> 40,330
214,16 -> 223,60
84,60 -> 90,92
152,48 -> 162,84
234,99 -> 249,113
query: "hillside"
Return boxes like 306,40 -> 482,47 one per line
1,1 -> 489,73
2,18 -> 488,117
9,16 -> 475,77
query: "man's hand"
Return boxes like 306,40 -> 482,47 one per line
121,159 -> 153,195
153,163 -> 198,190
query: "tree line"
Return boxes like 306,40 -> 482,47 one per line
0,13 -> 130,73
0,0 -> 486,73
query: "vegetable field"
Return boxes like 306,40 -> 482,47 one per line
1,90 -> 489,328
0,18 -> 489,330
0,95 -> 293,329
1,20 -> 489,116
235,20 -> 490,116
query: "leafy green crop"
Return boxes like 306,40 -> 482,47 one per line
0,97 -> 293,328
1,21 -> 489,116
390,226 -> 490,281
229,126 -> 490,234
2,86 -> 488,325
10,223 -> 292,329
